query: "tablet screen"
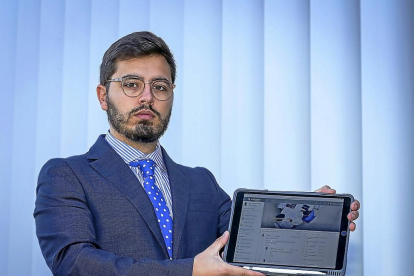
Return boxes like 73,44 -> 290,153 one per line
225,192 -> 351,271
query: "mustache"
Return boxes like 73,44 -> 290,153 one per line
128,104 -> 162,118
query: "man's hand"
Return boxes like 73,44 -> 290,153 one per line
315,185 -> 360,231
193,231 -> 264,276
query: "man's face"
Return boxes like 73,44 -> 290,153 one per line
99,55 -> 174,144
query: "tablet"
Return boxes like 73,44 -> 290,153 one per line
223,189 -> 354,276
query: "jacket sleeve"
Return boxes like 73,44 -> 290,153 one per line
34,159 -> 193,276
202,168 -> 232,237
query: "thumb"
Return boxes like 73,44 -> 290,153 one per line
208,231 -> 229,254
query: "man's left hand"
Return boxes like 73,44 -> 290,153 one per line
315,185 -> 360,232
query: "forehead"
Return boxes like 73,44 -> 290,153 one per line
113,55 -> 172,81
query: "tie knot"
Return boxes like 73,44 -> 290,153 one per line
130,159 -> 156,176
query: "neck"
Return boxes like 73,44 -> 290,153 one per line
109,127 -> 157,154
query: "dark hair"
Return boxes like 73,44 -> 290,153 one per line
100,31 -> 176,87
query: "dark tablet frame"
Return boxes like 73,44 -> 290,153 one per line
224,189 -> 353,272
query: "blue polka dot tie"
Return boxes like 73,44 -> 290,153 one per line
129,159 -> 173,258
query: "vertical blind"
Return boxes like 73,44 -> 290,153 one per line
1,0 -> 413,275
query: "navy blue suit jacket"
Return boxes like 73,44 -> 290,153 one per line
34,135 -> 232,276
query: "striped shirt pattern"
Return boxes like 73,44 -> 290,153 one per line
105,132 -> 173,218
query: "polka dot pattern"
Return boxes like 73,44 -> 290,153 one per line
130,159 -> 173,258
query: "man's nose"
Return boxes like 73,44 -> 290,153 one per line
139,82 -> 154,103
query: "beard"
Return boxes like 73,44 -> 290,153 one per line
106,96 -> 171,144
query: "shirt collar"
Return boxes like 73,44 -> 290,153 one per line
105,131 -> 167,172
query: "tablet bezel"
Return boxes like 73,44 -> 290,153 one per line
223,189 -> 354,274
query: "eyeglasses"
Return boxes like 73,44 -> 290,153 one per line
105,76 -> 175,101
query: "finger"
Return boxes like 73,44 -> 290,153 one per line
242,268 -> 266,276
324,188 -> 336,194
224,264 -> 265,276
208,231 -> 229,254
351,200 -> 360,211
314,185 -> 330,192
349,222 -> 356,232
315,185 -> 336,194
347,211 -> 359,221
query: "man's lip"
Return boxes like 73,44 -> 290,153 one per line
134,109 -> 156,118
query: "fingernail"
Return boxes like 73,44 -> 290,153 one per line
352,214 -> 356,220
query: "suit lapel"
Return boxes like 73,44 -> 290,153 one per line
161,148 -> 190,259
87,135 -> 169,257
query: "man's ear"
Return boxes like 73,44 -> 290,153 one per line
97,84 -> 108,111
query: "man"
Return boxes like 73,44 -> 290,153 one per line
34,32 -> 360,276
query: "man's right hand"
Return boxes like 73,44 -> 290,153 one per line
193,231 -> 265,276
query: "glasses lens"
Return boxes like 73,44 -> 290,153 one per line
151,80 -> 173,100
122,78 -> 144,96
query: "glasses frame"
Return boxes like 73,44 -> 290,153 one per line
105,76 -> 175,101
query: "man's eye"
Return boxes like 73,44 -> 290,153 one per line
153,85 -> 167,91
124,83 -> 135,88
124,81 -> 141,89
152,81 -> 171,92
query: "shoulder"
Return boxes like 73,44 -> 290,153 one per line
36,152 -> 93,197
39,154 -> 88,178
174,163 -> 217,182
35,155 -> 92,213
161,147 -> 224,192
173,164 -> 229,200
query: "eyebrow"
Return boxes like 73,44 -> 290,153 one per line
121,74 -> 171,83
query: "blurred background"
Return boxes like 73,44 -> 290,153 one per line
1,0 -> 413,275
